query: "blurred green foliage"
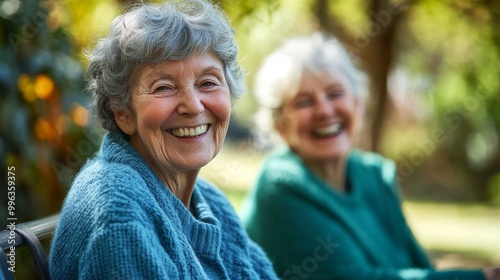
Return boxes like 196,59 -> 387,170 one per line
0,0 -> 103,278
0,0 -> 94,223
373,0 -> 500,202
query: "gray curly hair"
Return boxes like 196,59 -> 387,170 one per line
87,0 -> 244,132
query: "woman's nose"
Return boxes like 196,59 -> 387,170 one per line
176,88 -> 204,116
314,93 -> 334,117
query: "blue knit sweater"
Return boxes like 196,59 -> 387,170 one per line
49,131 -> 278,279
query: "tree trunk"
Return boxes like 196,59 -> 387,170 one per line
314,0 -> 408,152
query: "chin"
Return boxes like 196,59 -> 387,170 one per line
183,154 -> 215,170
316,148 -> 350,160
183,160 -> 210,170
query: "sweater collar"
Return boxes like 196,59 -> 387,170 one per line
98,131 -> 222,257
186,184 -> 222,257
278,146 -> 359,198
97,131 -> 144,167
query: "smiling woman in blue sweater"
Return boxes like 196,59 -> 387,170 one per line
49,1 -> 278,279
242,34 -> 500,280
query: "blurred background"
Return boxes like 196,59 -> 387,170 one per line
1,0 -> 499,278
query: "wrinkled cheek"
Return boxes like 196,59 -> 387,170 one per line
141,111 -> 166,129
143,130 -> 166,156
214,120 -> 230,149
138,117 -> 162,140
288,117 -> 306,144
211,91 -> 231,119
215,103 -> 231,143
208,93 -> 231,150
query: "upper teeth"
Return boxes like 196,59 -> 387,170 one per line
314,124 -> 341,136
171,124 -> 208,137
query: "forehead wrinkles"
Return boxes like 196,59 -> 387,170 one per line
135,53 -> 224,83
300,70 -> 351,94
293,71 -> 329,99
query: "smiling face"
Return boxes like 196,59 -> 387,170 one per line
276,69 -> 362,164
114,52 -> 231,174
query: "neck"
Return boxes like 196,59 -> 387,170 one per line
154,166 -> 199,208
304,154 -> 348,192
131,138 -> 199,208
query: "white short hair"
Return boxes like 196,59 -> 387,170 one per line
253,33 -> 367,146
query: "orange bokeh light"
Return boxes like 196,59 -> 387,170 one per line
18,74 -> 36,102
71,103 -> 90,127
34,74 -> 55,100
35,118 -> 55,141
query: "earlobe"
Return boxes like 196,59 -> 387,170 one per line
353,98 -> 365,133
275,118 -> 287,139
113,109 -> 136,135
355,99 -> 365,119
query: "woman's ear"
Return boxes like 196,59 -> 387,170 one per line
274,115 -> 288,139
355,98 -> 365,120
113,108 -> 136,135
353,97 -> 365,134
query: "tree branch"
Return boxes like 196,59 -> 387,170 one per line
313,0 -> 357,47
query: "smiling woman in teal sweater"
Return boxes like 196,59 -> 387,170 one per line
242,33 -> 498,280
243,146 -> 486,279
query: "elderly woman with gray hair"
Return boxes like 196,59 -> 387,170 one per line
49,0 -> 278,279
242,33 -> 500,280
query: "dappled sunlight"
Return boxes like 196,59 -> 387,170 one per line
403,201 -> 500,268
200,141 -> 265,191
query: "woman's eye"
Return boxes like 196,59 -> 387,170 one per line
153,85 -> 173,93
327,90 -> 344,99
294,99 -> 314,108
201,81 -> 217,87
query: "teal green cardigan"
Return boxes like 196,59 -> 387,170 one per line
242,147 -> 485,280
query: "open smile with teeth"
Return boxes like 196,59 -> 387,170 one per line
170,124 -> 209,138
312,123 -> 343,137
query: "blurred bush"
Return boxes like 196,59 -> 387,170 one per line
1,1 -> 103,278
0,0 -> 100,224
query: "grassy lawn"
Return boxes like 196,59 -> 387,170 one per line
403,201 -> 500,268
202,143 -> 500,268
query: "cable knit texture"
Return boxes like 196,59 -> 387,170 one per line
49,131 -> 278,280
242,146 -> 485,280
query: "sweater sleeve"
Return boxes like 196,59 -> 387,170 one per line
372,155 -> 435,268
50,159 -> 189,280
245,177 -> 485,280
78,222 -> 180,280
247,239 -> 280,280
